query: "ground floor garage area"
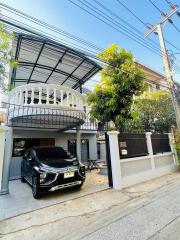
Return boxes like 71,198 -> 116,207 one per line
0,170 -> 108,220
10,129 -> 98,180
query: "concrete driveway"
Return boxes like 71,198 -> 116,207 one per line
0,170 -> 108,220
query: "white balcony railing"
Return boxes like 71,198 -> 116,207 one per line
8,84 -> 85,111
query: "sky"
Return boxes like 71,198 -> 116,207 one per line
1,0 -> 180,87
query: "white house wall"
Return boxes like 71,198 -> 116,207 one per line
55,132 -> 97,159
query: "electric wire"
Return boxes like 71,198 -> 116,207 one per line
68,0 -> 180,73
116,0 -> 180,56
67,0 -> 163,56
92,0 -> 161,53
0,2 -> 177,90
147,0 -> 180,72
0,2 -> 103,52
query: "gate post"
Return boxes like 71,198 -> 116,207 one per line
145,132 -> 155,170
0,126 -> 13,195
107,131 -> 122,190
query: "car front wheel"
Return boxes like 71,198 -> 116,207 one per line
32,176 -> 41,199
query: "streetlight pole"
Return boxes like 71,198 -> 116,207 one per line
145,7 -> 180,129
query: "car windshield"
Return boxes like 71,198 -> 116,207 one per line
35,147 -> 70,162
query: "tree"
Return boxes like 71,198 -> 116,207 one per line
124,90 -> 176,133
0,23 -> 17,92
87,44 -> 145,130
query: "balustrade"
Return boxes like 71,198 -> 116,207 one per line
8,84 -> 85,111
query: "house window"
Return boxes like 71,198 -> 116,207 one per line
156,84 -> 160,90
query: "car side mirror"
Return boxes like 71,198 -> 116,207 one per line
27,156 -> 35,162
27,156 -> 32,161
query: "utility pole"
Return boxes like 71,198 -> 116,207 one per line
145,6 -> 180,129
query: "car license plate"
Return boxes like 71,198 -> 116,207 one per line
64,171 -> 74,178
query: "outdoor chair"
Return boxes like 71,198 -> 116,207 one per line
86,159 -> 99,171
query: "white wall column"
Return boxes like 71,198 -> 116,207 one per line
145,132 -> 155,170
107,131 -> 122,190
0,126 -> 7,194
0,126 -> 13,195
89,134 -> 97,160
76,127 -> 81,162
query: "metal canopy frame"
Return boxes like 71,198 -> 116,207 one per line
10,33 -> 101,91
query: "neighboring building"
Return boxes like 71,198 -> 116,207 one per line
136,61 -> 168,92
174,81 -> 180,104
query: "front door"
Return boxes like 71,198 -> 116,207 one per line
68,139 -> 89,163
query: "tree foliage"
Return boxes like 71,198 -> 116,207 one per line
87,44 -> 145,129
0,23 -> 17,92
124,90 -> 176,133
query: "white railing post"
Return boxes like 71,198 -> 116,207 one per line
53,88 -> 56,105
19,89 -> 23,104
145,132 -> 155,170
75,96 -> 78,108
14,92 -> 18,104
168,131 -> 178,166
39,87 -> 42,104
107,131 -> 122,190
46,88 -> 49,104
24,88 -> 28,104
60,90 -> 63,105
30,87 -> 34,105
66,92 -> 69,106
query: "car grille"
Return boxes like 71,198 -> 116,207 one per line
56,171 -> 82,184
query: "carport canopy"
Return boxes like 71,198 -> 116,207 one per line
11,33 -> 101,91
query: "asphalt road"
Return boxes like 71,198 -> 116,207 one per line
81,180 -> 180,240
1,173 -> 180,240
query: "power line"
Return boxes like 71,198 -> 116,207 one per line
68,0 -> 163,56
72,0 -> 180,72
171,22 -> 180,33
148,0 -> 164,14
93,0 -> 162,52
0,2 -> 103,52
0,2 -> 176,91
115,0 -> 147,27
146,0 -> 180,72
3,0 -> 180,71
116,0 -> 180,55
83,0 -> 161,53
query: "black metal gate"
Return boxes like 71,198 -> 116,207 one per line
105,133 -> 113,187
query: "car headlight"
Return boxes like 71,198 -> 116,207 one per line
40,173 -> 47,183
79,166 -> 86,176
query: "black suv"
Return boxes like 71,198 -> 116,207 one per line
21,146 -> 86,198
